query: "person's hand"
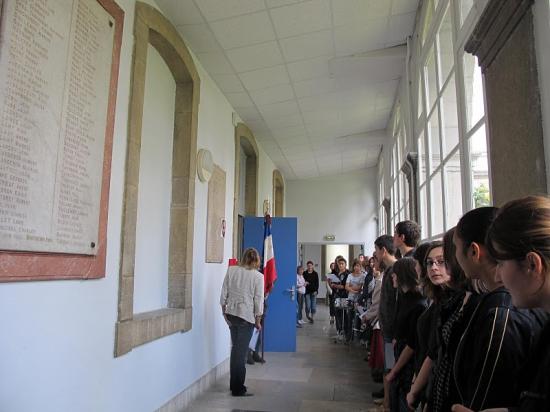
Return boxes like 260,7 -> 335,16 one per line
255,320 -> 262,330
406,391 -> 417,411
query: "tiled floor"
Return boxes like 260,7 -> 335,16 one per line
184,303 -> 382,412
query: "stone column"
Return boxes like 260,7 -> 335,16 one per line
465,0 -> 547,205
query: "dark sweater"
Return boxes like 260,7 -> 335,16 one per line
303,270 -> 319,294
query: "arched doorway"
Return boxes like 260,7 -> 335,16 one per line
233,123 -> 259,258
272,169 -> 285,217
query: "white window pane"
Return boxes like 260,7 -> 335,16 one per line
445,150 -> 463,229
441,75 -> 459,157
418,131 -> 427,184
430,171 -> 444,236
420,185 -> 428,238
438,6 -> 454,86
428,110 -> 441,172
400,173 -> 408,213
470,124 -> 491,207
426,46 -> 438,111
417,72 -> 424,119
463,53 -> 485,130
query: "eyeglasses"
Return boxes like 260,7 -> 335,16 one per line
426,259 -> 445,267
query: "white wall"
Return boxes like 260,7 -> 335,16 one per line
0,1 -> 282,411
533,1 -> 550,194
286,169 -> 378,250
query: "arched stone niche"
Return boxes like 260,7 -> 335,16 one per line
233,123 -> 259,257
272,170 -> 285,217
115,2 -> 200,357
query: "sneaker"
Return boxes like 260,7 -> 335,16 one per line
298,320 -> 307,324
373,397 -> 383,405
329,317 -> 334,325
252,352 -> 266,363
296,323 -> 302,328
309,318 -> 314,324
246,351 -> 255,365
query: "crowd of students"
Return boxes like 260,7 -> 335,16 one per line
315,195 -> 550,412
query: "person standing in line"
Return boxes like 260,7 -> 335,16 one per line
303,260 -> 319,323
220,248 -> 264,397
327,261 -> 338,325
393,220 -> 421,258
372,235 -> 398,408
296,265 -> 307,327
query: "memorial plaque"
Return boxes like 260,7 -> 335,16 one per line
0,0 -> 115,255
206,165 -> 226,263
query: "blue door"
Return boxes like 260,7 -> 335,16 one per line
243,217 -> 297,352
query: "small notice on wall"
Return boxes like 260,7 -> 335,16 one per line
0,0 -> 116,255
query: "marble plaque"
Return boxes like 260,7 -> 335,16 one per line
0,0 -> 115,255
206,165 -> 226,263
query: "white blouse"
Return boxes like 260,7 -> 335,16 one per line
220,265 -> 264,324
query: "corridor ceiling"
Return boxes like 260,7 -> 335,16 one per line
156,0 -> 420,180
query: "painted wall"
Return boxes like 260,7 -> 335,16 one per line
286,169 -> 378,250
533,1 -> 550,194
0,1 -> 282,411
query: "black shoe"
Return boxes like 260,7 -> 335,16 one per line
232,392 -> 254,397
252,352 -> 265,363
247,351 -> 255,365
309,317 -> 314,324
372,388 -> 384,398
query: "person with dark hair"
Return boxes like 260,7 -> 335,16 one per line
296,265 -> 306,328
220,247 -> 264,397
452,196 -> 550,412
303,260 -> 319,323
330,256 -> 350,338
373,235 -> 398,407
386,258 -> 427,411
435,208 -> 546,411
394,220 -> 421,258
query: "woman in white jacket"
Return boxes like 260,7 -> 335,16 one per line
220,248 -> 264,397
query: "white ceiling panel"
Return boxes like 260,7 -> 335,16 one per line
264,112 -> 303,129
294,77 -> 338,98
226,41 -> 284,72
196,52 -> 235,74
386,12 -> 416,45
239,65 -> 290,91
210,12 -> 276,49
332,0 -> 391,27
156,0 -> 204,25
249,84 -> 295,106
226,92 -> 255,108
258,100 -> 299,118
211,74 -> 245,93
270,0 -> 331,38
333,22 -> 387,57
279,30 -> 334,62
157,0 -> 420,180
287,55 -> 332,82
196,0 -> 266,21
177,24 -> 220,53
266,0 -> 300,8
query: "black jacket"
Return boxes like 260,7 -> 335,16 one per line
453,288 -> 548,411
379,264 -> 396,339
303,270 -> 319,294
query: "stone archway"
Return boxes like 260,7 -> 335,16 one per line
272,169 -> 285,217
233,123 -> 259,258
115,2 -> 200,356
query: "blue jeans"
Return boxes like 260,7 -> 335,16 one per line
297,293 -> 304,321
227,314 -> 254,395
304,292 -> 317,317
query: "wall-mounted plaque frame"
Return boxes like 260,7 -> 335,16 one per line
0,0 -> 124,281
206,165 -> 226,263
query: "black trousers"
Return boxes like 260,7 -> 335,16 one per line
227,314 -> 254,395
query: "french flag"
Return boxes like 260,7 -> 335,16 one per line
262,215 -> 277,294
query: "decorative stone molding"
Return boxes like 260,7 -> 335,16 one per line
382,197 -> 391,235
115,2 -> 200,356
272,170 -> 285,217
232,123 -> 259,257
465,0 -> 546,205
465,0 -> 535,73
401,153 -> 418,222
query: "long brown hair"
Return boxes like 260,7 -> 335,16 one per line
487,196 -> 550,272
241,247 -> 261,270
